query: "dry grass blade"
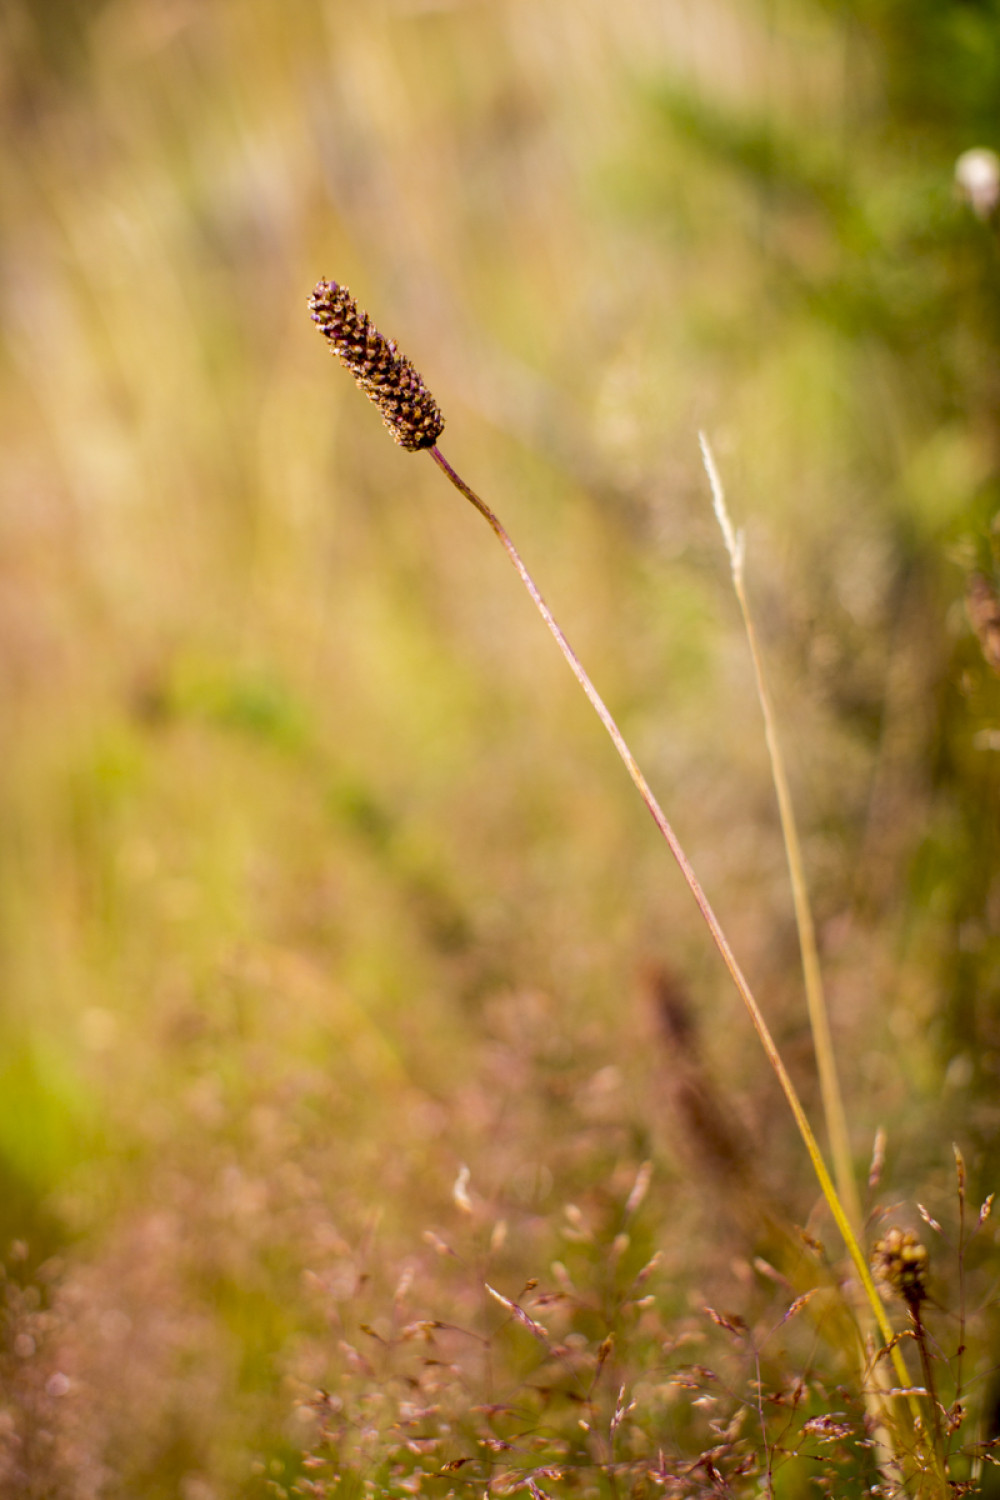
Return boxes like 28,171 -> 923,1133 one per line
698,433 -> 948,1492
698,432 -> 858,1232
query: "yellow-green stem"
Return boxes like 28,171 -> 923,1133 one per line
699,433 -> 859,1229
430,444 -> 943,1489
699,433 -> 905,1483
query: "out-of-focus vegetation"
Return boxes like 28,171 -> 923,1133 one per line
2,0 -> 1000,1493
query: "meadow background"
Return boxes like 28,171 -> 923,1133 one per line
2,0 -> 1000,1494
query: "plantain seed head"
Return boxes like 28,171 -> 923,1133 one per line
309,279 -> 444,452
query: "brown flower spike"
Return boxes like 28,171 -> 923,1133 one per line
307,283 -> 942,1471
871,1227 -> 929,1306
309,279 -> 444,452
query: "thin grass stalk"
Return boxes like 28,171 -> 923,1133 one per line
698,433 -> 859,1229
428,444 -> 943,1490
426,448 -> 869,1290
698,433 -> 905,1484
308,280 -> 945,1490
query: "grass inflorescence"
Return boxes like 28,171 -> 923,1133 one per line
300,277 -> 999,1497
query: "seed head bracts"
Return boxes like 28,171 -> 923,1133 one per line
309,279 -> 444,452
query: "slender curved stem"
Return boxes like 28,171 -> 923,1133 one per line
429,443 -> 940,1479
699,433 -> 906,1483
698,434 -> 859,1229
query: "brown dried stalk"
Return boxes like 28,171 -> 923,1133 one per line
308,278 -> 948,1494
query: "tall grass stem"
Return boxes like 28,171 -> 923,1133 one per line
698,433 -> 860,1230
428,442 -> 943,1491
699,433 -> 910,1485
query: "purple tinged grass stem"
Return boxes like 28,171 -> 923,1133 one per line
430,448 -> 821,1145
310,282 -> 946,1493
428,441 -> 936,1467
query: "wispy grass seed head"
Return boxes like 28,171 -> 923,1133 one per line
309,279 -> 444,452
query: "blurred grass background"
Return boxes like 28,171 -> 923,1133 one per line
2,0 -> 1000,1493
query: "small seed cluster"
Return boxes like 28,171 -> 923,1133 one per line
871,1227 -> 929,1304
309,279 -> 444,452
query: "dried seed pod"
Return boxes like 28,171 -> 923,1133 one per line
871,1227 -> 929,1306
309,279 -> 444,452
